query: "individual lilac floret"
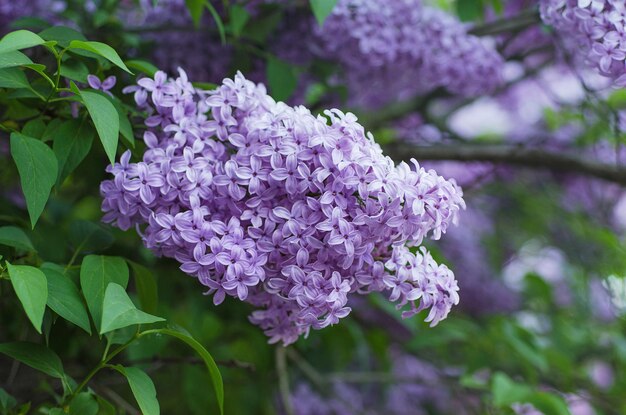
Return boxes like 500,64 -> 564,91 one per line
315,0 -> 505,108
87,74 -> 117,96
540,0 -> 626,86
100,69 -> 465,345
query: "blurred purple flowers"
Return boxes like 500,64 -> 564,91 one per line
541,0 -> 626,86
101,70 -> 465,344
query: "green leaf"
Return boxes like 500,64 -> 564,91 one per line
0,226 -> 36,252
229,5 -> 250,37
10,132 -> 58,228
80,255 -> 129,331
125,60 -> 159,77
309,0 -> 338,26
68,40 -> 132,74
141,328 -> 223,414
53,119 -> 95,185
111,366 -> 159,415
456,0 -> 484,22
266,57 -> 298,102
111,98 -> 134,147
6,263 -> 48,333
69,392 -> 99,415
492,372 -> 533,406
77,88 -> 120,164
22,118 -> 46,138
95,395 -> 116,415
100,283 -> 164,334
0,67 -> 30,89
526,392 -> 571,415
0,30 -> 46,54
185,0 -> 204,27
128,261 -> 159,314
68,220 -> 114,253
39,26 -> 86,48
60,59 -> 90,83
0,342 -> 64,378
42,267 -> 91,334
0,388 -> 17,411
0,51 -> 33,69
608,89 -> 626,110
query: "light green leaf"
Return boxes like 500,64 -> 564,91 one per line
53,119 -> 95,185
68,40 -> 132,73
100,283 -> 164,334
310,0 -> 338,26
0,51 -> 33,69
0,226 -> 36,252
69,392 -> 99,415
491,372 -> 533,407
0,67 -> 30,89
125,60 -> 159,77
7,263 -> 48,333
10,132 -> 58,228
526,392 -> 571,415
141,328 -> 223,414
0,388 -> 17,410
185,0 -> 204,27
80,255 -> 129,331
0,30 -> 46,54
128,261 -> 159,314
111,366 -> 159,415
266,57 -> 298,102
77,89 -> 120,164
0,341 -> 63,378
42,267 -> 91,334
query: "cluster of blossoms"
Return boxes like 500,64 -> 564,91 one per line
315,0 -> 505,108
0,0 -> 65,32
540,0 -> 626,86
100,70 -> 465,344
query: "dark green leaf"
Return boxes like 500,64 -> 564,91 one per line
125,60 -> 159,77
112,99 -> 134,147
60,59 -> 90,83
0,226 -> 36,252
185,0 -> 204,27
0,51 -> 33,69
42,267 -> 91,334
95,396 -> 116,415
0,342 -> 64,378
111,366 -> 159,415
0,30 -> 47,54
128,261 -> 158,314
100,283 -> 164,334
204,1 -> 226,44
39,26 -> 86,48
78,89 -> 120,164
68,40 -> 132,74
0,388 -> 17,410
10,132 -> 58,227
68,220 -> 114,253
266,57 -> 298,102
69,392 -> 99,415
80,255 -> 129,331
526,392 -> 571,415
53,119 -> 95,185
456,0 -> 484,22
141,328 -> 223,414
310,0 -> 338,26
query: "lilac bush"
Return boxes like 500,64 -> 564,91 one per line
540,0 -> 626,86
100,70 -> 465,344
316,0 -> 505,108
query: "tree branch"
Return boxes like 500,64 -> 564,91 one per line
385,143 -> 626,185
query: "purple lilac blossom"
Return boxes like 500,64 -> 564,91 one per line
315,0 -> 505,109
0,0 -> 65,33
540,0 -> 626,86
101,69 -> 465,344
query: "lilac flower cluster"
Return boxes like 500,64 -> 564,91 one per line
0,0 -> 65,33
315,0 -> 505,108
540,0 -> 626,86
100,70 -> 465,344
